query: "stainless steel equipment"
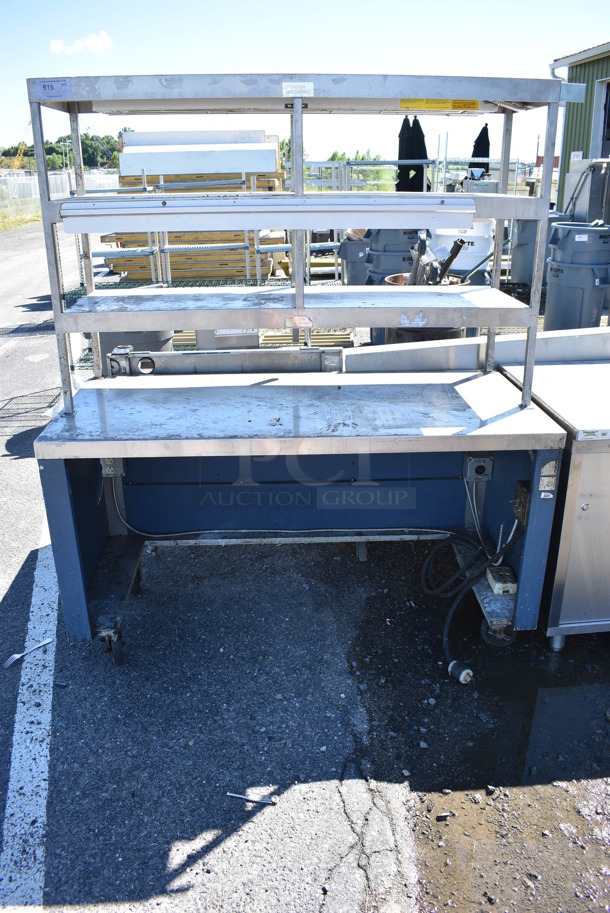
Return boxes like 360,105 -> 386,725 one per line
506,362 -> 610,649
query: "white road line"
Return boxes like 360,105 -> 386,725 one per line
0,521 -> 58,909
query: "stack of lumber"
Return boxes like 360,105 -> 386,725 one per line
104,131 -> 285,283
119,171 -> 283,192
100,229 -> 279,282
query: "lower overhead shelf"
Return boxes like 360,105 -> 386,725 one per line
59,284 -> 534,332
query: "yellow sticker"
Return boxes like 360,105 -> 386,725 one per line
400,99 -> 450,110
451,99 -> 479,111
399,98 -> 479,112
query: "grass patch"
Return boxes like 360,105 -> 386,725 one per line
0,198 -> 42,231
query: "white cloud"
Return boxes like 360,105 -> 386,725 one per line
50,30 -> 113,56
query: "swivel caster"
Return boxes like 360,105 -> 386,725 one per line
480,619 -> 516,647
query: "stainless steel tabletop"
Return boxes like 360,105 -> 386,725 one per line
34,370 -> 565,460
505,363 -> 610,442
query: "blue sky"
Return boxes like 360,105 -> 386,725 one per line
2,0 -> 608,161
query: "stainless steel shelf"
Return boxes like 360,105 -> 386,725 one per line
27,73 -> 584,115
57,192 -> 547,233
60,284 -> 534,333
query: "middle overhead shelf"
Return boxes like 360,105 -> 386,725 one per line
57,191 -> 547,233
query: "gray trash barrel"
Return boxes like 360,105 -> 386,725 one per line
543,222 -> 610,331
510,211 -> 565,285
365,248 -> 414,284
365,228 -> 421,252
365,228 -> 423,284
338,238 -> 369,284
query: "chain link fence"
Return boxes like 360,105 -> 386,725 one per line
0,170 -> 119,229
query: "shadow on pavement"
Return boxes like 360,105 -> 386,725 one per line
37,542 -> 610,907
1,388 -> 60,459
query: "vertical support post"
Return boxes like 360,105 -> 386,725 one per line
30,101 -> 74,413
513,449 -> 562,630
38,460 -> 92,642
69,104 -> 93,292
521,101 -> 559,406
492,110 -> 513,289
164,231 -> 172,284
69,103 -> 103,377
486,110 -> 514,373
253,230 -> 261,284
154,231 -> 163,286
291,97 -> 305,314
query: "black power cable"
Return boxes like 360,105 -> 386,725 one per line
421,524 -> 523,684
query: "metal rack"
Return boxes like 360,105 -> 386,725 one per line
28,73 -> 583,412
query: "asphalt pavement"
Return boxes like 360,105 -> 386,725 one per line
0,222 -> 608,913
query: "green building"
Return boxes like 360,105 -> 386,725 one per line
551,41 -> 610,211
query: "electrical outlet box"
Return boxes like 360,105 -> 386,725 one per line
101,457 -> 124,478
464,454 -> 494,482
486,565 -> 517,595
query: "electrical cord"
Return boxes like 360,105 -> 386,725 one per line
111,479 -> 459,543
421,519 -> 523,684
111,478 -> 207,539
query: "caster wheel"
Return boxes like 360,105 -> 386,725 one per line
480,619 -> 516,647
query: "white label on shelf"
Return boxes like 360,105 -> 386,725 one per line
285,315 -> 313,328
577,429 -> 610,441
35,78 -> 73,100
214,329 -> 257,336
282,81 -> 314,98
574,234 -> 588,242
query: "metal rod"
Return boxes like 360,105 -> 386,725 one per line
147,231 -> 156,282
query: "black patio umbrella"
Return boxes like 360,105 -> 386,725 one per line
409,116 -> 429,191
469,123 -> 490,176
396,115 -> 429,192
396,115 -> 412,191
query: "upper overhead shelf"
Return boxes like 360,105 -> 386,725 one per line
27,73 -> 585,116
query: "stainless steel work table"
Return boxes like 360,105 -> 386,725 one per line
34,368 -> 565,649
505,362 -> 610,646
34,369 -> 565,460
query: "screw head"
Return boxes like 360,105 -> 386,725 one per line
581,502 -> 590,511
